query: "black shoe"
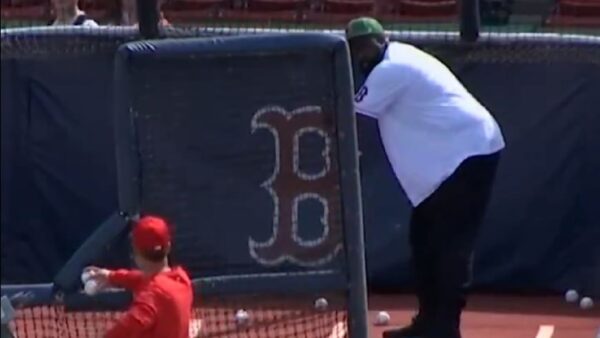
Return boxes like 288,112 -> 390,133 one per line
426,320 -> 461,338
426,327 -> 461,338
382,316 -> 427,338
427,307 -> 462,338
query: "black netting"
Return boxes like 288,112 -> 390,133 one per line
127,49 -> 345,277
10,305 -> 347,338
7,285 -> 348,338
3,25 -> 599,61
1,26 -> 139,58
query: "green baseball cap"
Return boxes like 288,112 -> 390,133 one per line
346,17 -> 385,40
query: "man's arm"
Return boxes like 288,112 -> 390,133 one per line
354,63 -> 405,119
108,269 -> 145,290
354,85 -> 376,117
104,289 -> 157,338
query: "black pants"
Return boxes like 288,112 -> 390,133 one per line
409,151 -> 501,338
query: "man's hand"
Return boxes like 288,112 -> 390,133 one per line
83,266 -> 111,290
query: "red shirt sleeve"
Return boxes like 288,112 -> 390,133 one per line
108,269 -> 145,290
104,289 -> 157,338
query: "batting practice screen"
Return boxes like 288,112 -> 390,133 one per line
112,33 -> 367,337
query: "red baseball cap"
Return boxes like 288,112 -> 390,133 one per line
132,216 -> 171,253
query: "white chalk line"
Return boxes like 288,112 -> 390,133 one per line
535,325 -> 555,338
328,321 -> 347,338
189,318 -> 203,338
189,318 -> 346,338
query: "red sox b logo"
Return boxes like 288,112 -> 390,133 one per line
249,105 -> 343,266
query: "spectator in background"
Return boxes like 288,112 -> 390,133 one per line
50,0 -> 98,27
120,0 -> 170,26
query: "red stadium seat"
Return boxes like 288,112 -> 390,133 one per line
79,0 -> 118,20
246,0 -> 308,11
321,0 -> 374,14
162,0 -> 228,10
307,0 -> 380,24
545,0 -> 600,28
161,0 -> 232,21
162,0 -> 309,21
557,0 -> 600,16
545,15 -> 600,26
215,0 -> 311,24
391,0 -> 457,16
304,0 -> 375,24
4,0 -> 45,6
1,0 -> 48,21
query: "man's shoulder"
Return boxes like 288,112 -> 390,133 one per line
369,56 -> 414,83
388,41 -> 417,50
381,42 -> 443,77
150,268 -> 192,292
389,41 -> 434,61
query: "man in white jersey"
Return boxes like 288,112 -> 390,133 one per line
346,18 -> 505,338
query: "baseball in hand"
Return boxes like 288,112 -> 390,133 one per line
84,280 -> 100,296
81,270 -> 93,284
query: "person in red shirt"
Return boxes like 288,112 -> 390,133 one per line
85,215 -> 193,338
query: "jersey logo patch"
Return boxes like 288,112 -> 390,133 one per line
354,86 -> 368,103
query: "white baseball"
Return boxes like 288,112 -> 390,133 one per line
374,311 -> 390,326
580,297 -> 594,310
81,270 -> 93,284
565,289 -> 579,303
84,280 -> 99,296
235,309 -> 249,326
314,297 -> 328,311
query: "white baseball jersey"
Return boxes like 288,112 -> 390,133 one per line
355,42 -> 505,207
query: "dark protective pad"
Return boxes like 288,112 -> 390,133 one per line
0,50 -> 121,284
